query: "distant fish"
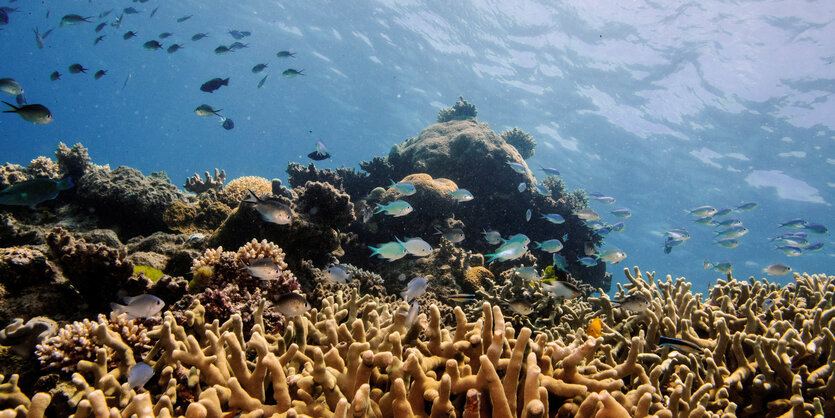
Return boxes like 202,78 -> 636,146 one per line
505,299 -> 533,316
94,35 -> 106,45
715,226 -> 748,239
95,22 -> 107,33
552,253 -> 569,273
251,63 -> 268,73
447,188 -> 474,202
686,205 -> 717,217
736,202 -> 758,211
123,7 -> 140,15
69,63 -> 87,74
150,7 -> 159,18
229,41 -> 248,50
610,209 -> 631,219
713,208 -> 733,217
127,362 -> 154,389
143,40 -> 163,50
775,246 -> 803,257
763,263 -> 791,276
591,195 -> 615,204
33,27 -> 45,49
94,70 -> 107,80
541,213 -> 565,224
325,264 -> 351,283
200,77 -> 229,93
434,226 -> 465,243
658,336 -> 701,353
214,45 -> 232,54
194,104 -> 223,117
257,75 -> 268,88
704,259 -> 732,273
514,266 -> 539,282
598,248 -> 626,264
388,180 -> 416,196
166,44 -> 183,53
447,293 -> 476,303
401,276 -> 428,301
517,182 -> 526,192
485,241 -> 526,262
525,208 -> 532,222
715,218 -> 742,227
50,71 -> 61,81
60,14 -> 92,26
539,165 -> 560,176
542,280 -> 581,299
502,233 -> 530,246
176,15 -> 193,23
374,200 -> 413,217
778,218 -> 807,229
228,30 -> 251,39
2,102 -> 53,125
307,140 -> 330,161
99,9 -> 113,18
244,190 -> 293,225
575,208 -> 599,221
533,184 -> 549,197
714,238 -> 739,248
805,242 -> 824,252
0,177 -> 72,206
610,222 -> 625,232
403,301 -> 419,329
192,33 -> 209,41
276,50 -> 295,58
577,257 -> 598,267
482,229 -> 501,245
282,68 -> 304,78
221,118 -> 234,130
804,223 -> 828,235
275,293 -> 310,318
110,294 -> 164,319
506,161 -> 527,174
14,94 -> 26,105
613,294 -> 650,313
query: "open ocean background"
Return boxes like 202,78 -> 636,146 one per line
1,0 -> 832,294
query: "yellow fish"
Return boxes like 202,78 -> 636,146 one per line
585,317 -> 602,338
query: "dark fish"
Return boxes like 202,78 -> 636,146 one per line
166,44 -> 183,53
143,40 -> 163,50
94,70 -> 107,80
0,9 -> 7,26
42,28 -> 54,39
68,63 -> 87,74
200,77 -> 229,93
257,75 -> 268,88
2,102 -> 53,125
159,32 -> 173,39
221,118 -> 234,130
15,94 -> 26,105
60,14 -> 92,26
150,7 -> 158,18
194,104 -> 223,117
99,9 -> 113,18
229,41 -> 247,50
123,31 -> 137,40
282,69 -> 304,78
0,177 -> 72,206
214,45 -> 232,55
228,30 -> 245,39
613,294 -> 650,313
95,22 -> 107,32
191,33 -> 208,41
123,7 -> 140,15
276,50 -> 295,58
251,63 -> 267,73
94,35 -> 105,45
50,71 -> 61,81
176,15 -> 192,23
112,13 -> 124,29
34,27 -> 45,49
307,141 -> 330,160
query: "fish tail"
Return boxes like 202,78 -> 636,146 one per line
59,177 -> 74,190
222,78 -> 230,85
2,101 -> 19,112
373,203 -> 385,214
485,252 -> 499,263
367,246 -> 379,256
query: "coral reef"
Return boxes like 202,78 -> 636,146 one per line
183,168 -> 226,194
294,181 -> 356,230
0,317 -> 57,358
54,142 -> 92,181
501,127 -> 537,160
0,268 -> 833,417
217,175 -> 272,208
437,96 -> 478,122
0,247 -> 55,293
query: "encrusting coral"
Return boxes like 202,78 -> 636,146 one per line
0,267 -> 833,417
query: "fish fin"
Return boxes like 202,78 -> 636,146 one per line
2,101 -> 19,112
110,302 -> 126,312
373,203 -> 385,214
244,189 -> 261,203
367,246 -> 379,256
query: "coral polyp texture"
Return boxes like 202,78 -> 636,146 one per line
0,267 -> 832,417
500,127 -> 537,160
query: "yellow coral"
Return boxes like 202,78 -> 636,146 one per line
218,175 -> 272,207
465,265 -> 494,288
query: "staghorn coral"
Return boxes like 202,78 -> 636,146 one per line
2,267 -> 834,417
437,96 -> 478,122
500,127 -> 537,159
183,168 -> 226,194
217,175 -> 272,208
33,313 -> 150,374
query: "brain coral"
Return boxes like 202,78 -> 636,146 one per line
218,175 -> 272,207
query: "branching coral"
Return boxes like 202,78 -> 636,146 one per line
437,96 -> 478,122
34,314 -> 150,373
501,127 -> 537,159
183,168 -> 226,194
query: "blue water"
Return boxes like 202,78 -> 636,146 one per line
2,0 -> 832,293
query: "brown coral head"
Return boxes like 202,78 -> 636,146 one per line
465,266 -> 494,288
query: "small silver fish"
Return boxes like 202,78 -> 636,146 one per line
614,294 -> 650,313
128,362 -> 154,389
763,263 -> 791,276
244,190 -> 293,225
434,227 -> 464,243
275,293 -> 310,318
401,276 -> 428,301
403,301 -> 420,329
325,264 -> 351,284
542,281 -> 581,299
506,299 -> 533,315
245,258 -> 281,281
110,294 -> 164,319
